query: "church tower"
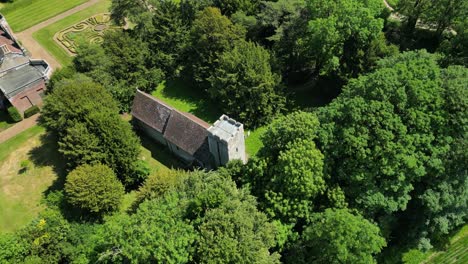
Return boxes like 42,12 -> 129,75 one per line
208,115 -> 247,168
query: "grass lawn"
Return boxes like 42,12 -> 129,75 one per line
0,123 -> 172,233
0,125 -> 58,233
1,0 -> 89,32
425,225 -> 468,264
0,110 -> 15,133
33,0 -> 111,66
152,79 -> 267,157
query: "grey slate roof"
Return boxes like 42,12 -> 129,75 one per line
164,110 -> 210,156
0,64 -> 46,98
131,91 -> 172,133
131,90 -> 212,161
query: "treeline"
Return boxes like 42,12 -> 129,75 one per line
0,0 -> 466,263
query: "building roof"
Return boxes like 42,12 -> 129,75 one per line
0,64 -> 46,98
164,110 -> 210,156
208,115 -> 243,143
131,90 -> 211,157
131,91 -> 172,133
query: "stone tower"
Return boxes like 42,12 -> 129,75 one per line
208,115 -> 247,168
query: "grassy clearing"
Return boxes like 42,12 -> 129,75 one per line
0,123 -> 170,233
1,0 -> 89,32
152,79 -> 267,157
425,225 -> 468,264
33,0 -> 111,66
0,126 -> 57,233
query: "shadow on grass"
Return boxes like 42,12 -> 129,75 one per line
28,132 -> 97,222
28,132 -> 67,192
159,78 -> 221,123
0,110 -> 16,131
137,130 -> 185,170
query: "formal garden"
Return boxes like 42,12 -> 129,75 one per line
55,13 -> 118,54
33,0 -> 111,65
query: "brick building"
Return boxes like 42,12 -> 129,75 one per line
0,15 -> 51,115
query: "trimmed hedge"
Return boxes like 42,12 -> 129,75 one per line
24,105 -> 40,118
7,106 -> 22,122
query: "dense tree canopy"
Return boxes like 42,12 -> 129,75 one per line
288,209 -> 386,264
65,164 -> 125,214
185,7 -> 245,87
2,0 -> 466,263
208,40 -> 284,127
41,76 -> 146,187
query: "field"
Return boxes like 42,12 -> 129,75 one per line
0,126 -> 54,233
1,0 -> 89,32
152,80 -> 267,156
425,225 -> 468,264
0,123 -> 172,233
33,0 -> 111,66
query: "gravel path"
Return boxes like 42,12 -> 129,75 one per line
13,0 -> 101,71
0,114 -> 39,144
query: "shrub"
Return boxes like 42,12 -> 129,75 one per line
64,164 -> 125,214
7,106 -> 22,122
24,105 -> 40,118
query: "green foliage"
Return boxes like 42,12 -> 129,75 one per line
402,249 -> 427,264
244,112 -> 327,234
133,169 -> 188,209
397,0 -> 468,37
289,209 -> 386,264
439,20 -> 468,67
208,40 -> 284,127
94,193 -> 196,263
42,76 -> 146,187
213,0 -> 260,16
263,139 -> 326,224
7,106 -> 22,122
73,31 -> 164,112
65,164 -> 125,214
317,51 -> 468,245
0,209 -> 72,263
274,0 -> 387,79
23,106 -> 40,118
259,111 -> 319,157
196,196 -> 280,263
185,7 -> 245,87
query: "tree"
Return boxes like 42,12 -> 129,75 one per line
262,139 -> 326,224
94,193 -> 196,263
42,77 -> 146,187
74,31 -> 164,112
65,164 -> 125,214
259,111 -> 319,158
317,51 -> 467,246
185,7 -> 245,87
140,0 -> 189,77
196,197 -> 280,264
275,0 -> 385,79
213,0 -> 260,16
208,40 -> 284,127
41,76 -> 118,134
287,209 -> 386,264
397,0 -> 468,38
439,20 -> 468,66
0,210 -> 73,263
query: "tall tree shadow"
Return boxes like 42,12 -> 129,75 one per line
28,132 -> 99,222
28,132 -> 67,193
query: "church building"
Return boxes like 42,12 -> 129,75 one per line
131,90 -> 247,169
